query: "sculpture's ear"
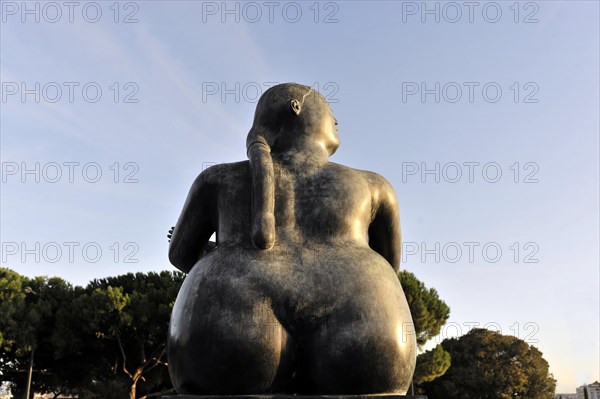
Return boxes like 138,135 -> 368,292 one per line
290,99 -> 302,116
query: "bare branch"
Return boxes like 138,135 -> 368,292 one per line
116,331 -> 133,380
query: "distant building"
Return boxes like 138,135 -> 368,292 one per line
556,381 -> 600,399
576,381 -> 600,399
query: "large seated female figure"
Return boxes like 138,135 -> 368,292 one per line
167,83 -> 416,395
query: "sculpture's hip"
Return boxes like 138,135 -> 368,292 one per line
168,244 -> 416,395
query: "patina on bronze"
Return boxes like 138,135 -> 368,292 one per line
167,83 -> 417,395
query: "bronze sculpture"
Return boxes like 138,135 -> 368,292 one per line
167,83 -> 416,395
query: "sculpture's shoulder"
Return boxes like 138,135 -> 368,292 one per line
327,162 -> 396,194
363,170 -> 397,194
325,162 -> 367,178
195,161 -> 250,187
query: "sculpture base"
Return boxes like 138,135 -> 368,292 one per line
165,395 -> 427,399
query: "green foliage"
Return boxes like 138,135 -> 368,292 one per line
423,328 -> 556,399
398,270 -> 452,391
0,267 -> 27,351
80,271 -> 184,398
414,344 -> 451,386
399,270 -> 450,348
0,268 -> 83,397
0,268 -> 184,399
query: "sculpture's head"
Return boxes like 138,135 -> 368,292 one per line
246,83 -> 339,157
246,83 -> 338,250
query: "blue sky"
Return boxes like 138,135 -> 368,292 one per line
1,0 -> 598,392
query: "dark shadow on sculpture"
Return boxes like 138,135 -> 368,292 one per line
167,83 -> 416,395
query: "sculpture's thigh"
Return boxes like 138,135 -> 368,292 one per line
296,288 -> 416,394
168,266 -> 294,394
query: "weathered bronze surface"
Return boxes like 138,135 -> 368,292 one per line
168,83 -> 416,395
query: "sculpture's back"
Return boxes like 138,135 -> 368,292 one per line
167,83 -> 417,395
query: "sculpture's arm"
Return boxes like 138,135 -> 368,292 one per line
169,171 -> 216,273
366,172 -> 401,272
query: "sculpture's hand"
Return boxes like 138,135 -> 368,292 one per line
168,226 -> 174,242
